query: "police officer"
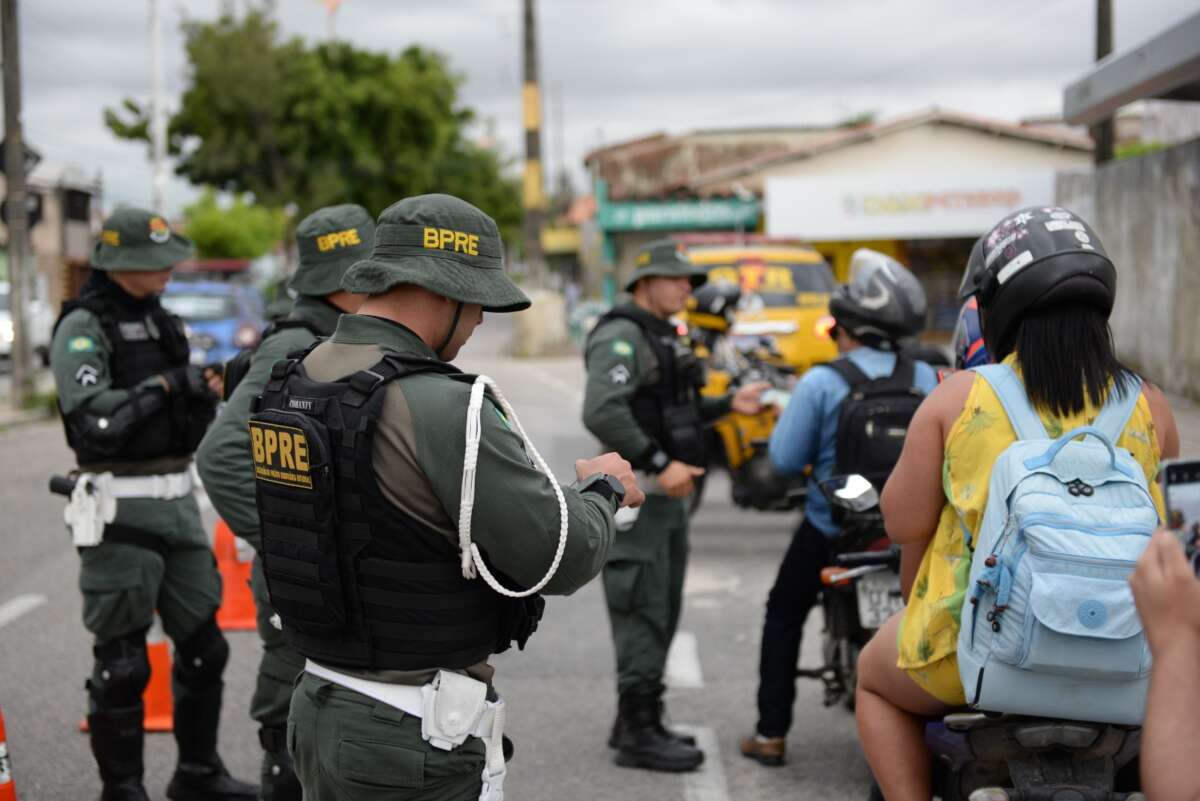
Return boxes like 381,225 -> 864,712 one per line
249,193 -> 643,800
583,239 -> 767,772
195,204 -> 372,800
49,208 -> 257,801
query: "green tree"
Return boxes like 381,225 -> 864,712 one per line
184,189 -> 285,259
105,2 -> 521,241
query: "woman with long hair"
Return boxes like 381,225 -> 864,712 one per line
855,207 -> 1180,799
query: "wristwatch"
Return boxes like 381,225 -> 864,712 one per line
579,473 -> 626,506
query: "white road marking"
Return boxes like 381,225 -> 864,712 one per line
0,594 -> 47,629
666,630 -> 704,689
678,725 -> 731,801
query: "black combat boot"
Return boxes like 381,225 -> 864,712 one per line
607,696 -> 697,748
89,705 -> 151,801
258,726 -> 302,801
612,693 -> 705,772
167,682 -> 258,800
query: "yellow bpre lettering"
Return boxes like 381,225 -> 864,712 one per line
251,426 -> 265,463
467,234 -> 479,256
278,432 -> 295,470
344,228 -> 361,246
264,429 -> 278,463
454,231 -> 469,253
439,229 -> 455,249
423,227 -> 439,248
294,434 -> 309,471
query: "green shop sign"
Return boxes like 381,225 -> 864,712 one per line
598,197 -> 760,232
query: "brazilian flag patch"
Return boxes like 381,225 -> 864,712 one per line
612,340 -> 634,358
68,336 -> 96,353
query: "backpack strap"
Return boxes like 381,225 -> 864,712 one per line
1089,376 -> 1142,444
974,363 -> 1047,441
825,357 -> 870,390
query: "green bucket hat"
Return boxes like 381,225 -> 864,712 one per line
341,194 -> 530,313
92,207 -> 194,271
624,239 -> 708,292
289,203 -> 375,297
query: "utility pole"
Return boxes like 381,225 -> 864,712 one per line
1092,0 -> 1114,164
2,0 -> 32,410
322,0 -> 344,43
150,0 -> 167,213
521,0 -> 546,284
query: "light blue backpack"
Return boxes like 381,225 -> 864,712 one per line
956,364 -> 1158,725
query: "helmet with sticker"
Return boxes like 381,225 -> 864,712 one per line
971,206 -> 1115,358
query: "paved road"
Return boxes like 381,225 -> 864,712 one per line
0,319 -> 871,801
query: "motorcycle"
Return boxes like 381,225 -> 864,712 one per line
688,310 -> 807,515
823,475 -> 1145,801
798,474 -> 902,710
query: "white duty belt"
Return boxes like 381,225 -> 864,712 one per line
64,470 -> 194,548
106,471 -> 193,499
305,660 -> 508,801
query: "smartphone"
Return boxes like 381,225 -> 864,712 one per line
1162,459 -> 1200,557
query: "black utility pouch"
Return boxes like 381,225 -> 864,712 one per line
249,408 -> 346,637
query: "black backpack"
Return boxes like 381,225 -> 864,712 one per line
222,319 -> 324,402
826,356 -> 924,491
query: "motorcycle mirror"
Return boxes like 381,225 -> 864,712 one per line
819,474 -> 880,512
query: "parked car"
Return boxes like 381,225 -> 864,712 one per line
678,238 -> 839,375
161,280 -> 266,366
0,281 -> 55,367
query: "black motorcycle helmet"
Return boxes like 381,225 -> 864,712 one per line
963,206 -> 1115,359
690,279 -> 741,325
829,249 -> 927,350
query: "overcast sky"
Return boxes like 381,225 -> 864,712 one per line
18,0 -> 1199,215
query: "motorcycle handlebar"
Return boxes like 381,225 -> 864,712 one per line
49,475 -> 77,497
835,548 -> 900,568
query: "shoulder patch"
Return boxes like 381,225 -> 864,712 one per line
68,336 -> 96,353
612,340 -> 634,358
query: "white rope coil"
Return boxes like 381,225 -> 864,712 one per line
458,375 -> 569,598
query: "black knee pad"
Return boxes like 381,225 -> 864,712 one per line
173,617 -> 229,689
89,628 -> 151,708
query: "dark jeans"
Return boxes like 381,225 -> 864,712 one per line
755,517 -> 831,738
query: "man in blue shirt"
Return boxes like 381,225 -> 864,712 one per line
741,250 -> 938,766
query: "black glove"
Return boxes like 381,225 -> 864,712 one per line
161,365 -> 214,399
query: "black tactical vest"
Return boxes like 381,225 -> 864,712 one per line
588,305 -> 707,466
249,346 -> 544,672
54,275 -> 214,464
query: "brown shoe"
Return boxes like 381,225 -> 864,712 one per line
739,735 -> 785,767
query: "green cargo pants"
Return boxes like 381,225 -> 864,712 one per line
288,673 -> 488,801
249,555 -> 305,728
78,494 -> 221,644
600,493 -> 689,696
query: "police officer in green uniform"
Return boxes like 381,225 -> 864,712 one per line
247,193 -> 643,801
583,239 -> 767,772
195,204 -> 372,800
49,208 -> 258,801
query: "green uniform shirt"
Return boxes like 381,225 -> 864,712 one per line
300,313 -> 617,684
51,306 -> 190,475
582,303 -> 732,466
196,296 -> 343,547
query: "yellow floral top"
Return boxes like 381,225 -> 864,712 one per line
896,356 -> 1164,678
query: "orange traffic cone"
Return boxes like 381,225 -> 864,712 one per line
0,705 -> 18,801
80,619 -> 173,733
213,518 -> 257,631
